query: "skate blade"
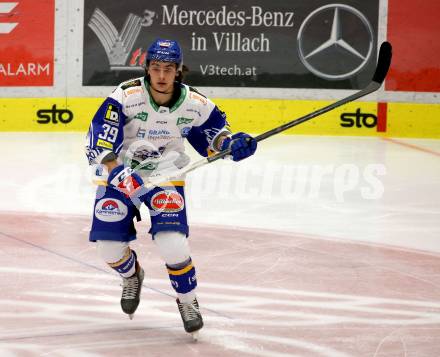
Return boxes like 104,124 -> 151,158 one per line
191,331 -> 199,341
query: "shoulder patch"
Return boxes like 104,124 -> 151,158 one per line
189,91 -> 208,105
121,79 -> 142,90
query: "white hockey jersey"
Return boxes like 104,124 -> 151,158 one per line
85,77 -> 230,178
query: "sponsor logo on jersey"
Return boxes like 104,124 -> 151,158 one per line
104,104 -> 119,123
189,91 -> 207,105
95,198 -> 128,222
177,117 -> 194,126
124,88 -> 143,96
203,128 -> 222,141
126,101 -> 146,109
121,79 -> 142,90
185,108 -> 201,117
97,139 -> 113,149
151,190 -> 184,212
138,161 -> 158,171
129,158 -> 159,171
149,129 -> 171,136
181,127 -> 191,137
132,146 -> 166,161
136,128 -> 146,138
134,112 -> 148,121
136,128 -> 172,140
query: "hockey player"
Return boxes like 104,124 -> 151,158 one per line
85,38 -> 257,338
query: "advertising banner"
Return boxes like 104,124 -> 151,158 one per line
0,0 -> 55,86
83,0 -> 379,89
2,97 -> 440,139
386,0 -> 440,92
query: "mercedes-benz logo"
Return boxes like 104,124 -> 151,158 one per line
297,4 -> 374,80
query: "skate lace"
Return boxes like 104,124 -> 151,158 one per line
121,275 -> 139,300
179,300 -> 200,321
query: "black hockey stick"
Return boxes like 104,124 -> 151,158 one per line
208,41 -> 393,163
143,42 -> 392,186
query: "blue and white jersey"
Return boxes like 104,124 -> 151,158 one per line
85,77 -> 230,172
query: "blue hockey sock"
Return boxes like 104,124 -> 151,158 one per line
167,258 -> 197,294
108,249 -> 138,278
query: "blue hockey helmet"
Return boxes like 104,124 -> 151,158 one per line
147,38 -> 182,69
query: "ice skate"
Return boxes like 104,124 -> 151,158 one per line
177,298 -> 204,340
121,265 -> 144,319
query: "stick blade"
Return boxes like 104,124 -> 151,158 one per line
372,41 -> 392,84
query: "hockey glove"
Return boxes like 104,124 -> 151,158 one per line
221,132 -> 257,162
107,165 -> 144,198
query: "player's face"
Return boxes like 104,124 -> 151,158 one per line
148,61 -> 178,93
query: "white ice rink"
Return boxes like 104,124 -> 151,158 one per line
2,133 -> 439,252
1,133 -> 440,356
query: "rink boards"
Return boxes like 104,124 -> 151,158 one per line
0,97 -> 439,138
1,0 -> 439,139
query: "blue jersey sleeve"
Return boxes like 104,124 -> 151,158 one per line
186,105 -> 229,157
85,97 -> 127,165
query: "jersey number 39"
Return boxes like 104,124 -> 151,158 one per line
98,123 -> 118,143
